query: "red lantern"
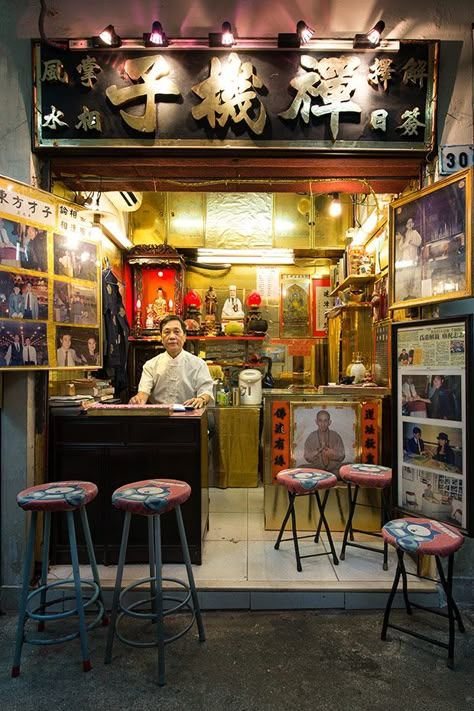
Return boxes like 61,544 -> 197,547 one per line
184,289 -> 202,308
246,291 -> 262,307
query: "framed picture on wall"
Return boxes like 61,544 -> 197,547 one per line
280,274 -> 311,338
389,168 -> 473,310
392,316 -> 473,535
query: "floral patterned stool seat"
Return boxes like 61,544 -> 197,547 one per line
381,517 -> 465,668
104,479 -> 205,686
274,468 -> 339,572
339,463 -> 392,570
12,481 -> 107,677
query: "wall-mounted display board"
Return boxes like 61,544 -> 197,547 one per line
0,175 -> 101,369
392,316 -> 473,535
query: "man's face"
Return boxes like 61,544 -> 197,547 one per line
316,413 -> 330,431
25,338 -> 30,346
407,219 -> 414,229
61,335 -> 71,350
229,287 -> 236,299
161,319 -> 186,357
414,431 -> 420,439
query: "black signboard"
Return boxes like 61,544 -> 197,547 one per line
33,40 -> 437,152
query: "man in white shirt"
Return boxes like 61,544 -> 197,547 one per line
129,314 -> 214,409
56,333 -> 79,367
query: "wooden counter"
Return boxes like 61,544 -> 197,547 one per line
47,408 -> 209,565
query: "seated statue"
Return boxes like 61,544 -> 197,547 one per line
221,285 -> 244,320
152,287 -> 168,324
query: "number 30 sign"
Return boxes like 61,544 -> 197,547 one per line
439,144 -> 474,175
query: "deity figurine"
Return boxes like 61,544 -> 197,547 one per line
152,287 -> 168,324
221,285 -> 245,321
205,286 -> 218,316
145,303 -> 155,329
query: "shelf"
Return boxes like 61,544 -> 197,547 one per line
329,273 -> 376,297
186,335 -> 266,341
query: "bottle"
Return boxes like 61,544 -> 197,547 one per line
216,379 -> 229,406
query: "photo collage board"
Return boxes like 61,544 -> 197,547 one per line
392,316 -> 471,533
0,175 -> 101,369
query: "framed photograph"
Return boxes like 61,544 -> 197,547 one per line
53,233 -> 98,282
55,325 -> 101,368
290,401 -> 360,478
0,272 -> 48,321
0,320 -> 49,367
280,274 -> 311,338
389,168 -> 473,310
392,316 -> 473,534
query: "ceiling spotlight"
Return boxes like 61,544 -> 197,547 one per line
297,20 -> 314,44
353,20 -> 385,49
278,19 -> 315,48
144,20 -> 169,47
329,194 -> 342,218
209,21 -> 235,47
93,24 -> 122,48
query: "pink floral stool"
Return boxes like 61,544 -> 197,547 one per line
12,481 -> 107,677
381,517 -> 465,668
274,468 -> 339,572
104,479 -> 205,686
339,463 -> 392,570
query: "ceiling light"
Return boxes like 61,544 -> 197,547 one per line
278,19 -> 314,48
197,249 -> 294,265
353,20 -> 385,49
93,24 -> 122,48
297,20 -> 314,44
329,194 -> 342,217
144,20 -> 169,47
209,21 -> 235,48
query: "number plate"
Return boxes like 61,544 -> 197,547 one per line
439,145 -> 474,175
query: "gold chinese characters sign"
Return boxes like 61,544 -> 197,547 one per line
33,41 -> 437,151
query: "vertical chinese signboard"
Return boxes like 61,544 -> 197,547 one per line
0,175 -> 101,369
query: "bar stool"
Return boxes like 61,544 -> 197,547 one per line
339,463 -> 392,570
274,468 -> 339,572
381,517 -> 465,668
12,481 -> 107,677
104,478 -> 205,686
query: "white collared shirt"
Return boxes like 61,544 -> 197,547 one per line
138,349 -> 214,405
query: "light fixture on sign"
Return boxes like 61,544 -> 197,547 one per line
93,24 -> 122,48
144,21 -> 169,47
353,20 -> 385,49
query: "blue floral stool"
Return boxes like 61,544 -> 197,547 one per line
104,478 -> 205,686
381,517 -> 465,668
274,468 -> 339,572
12,481 -> 107,677
339,463 -> 392,570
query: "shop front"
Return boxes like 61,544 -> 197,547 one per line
2,25 -> 472,608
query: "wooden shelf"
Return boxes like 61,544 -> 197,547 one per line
329,274 -> 376,297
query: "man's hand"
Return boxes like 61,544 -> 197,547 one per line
129,391 -> 150,406
184,395 -> 208,409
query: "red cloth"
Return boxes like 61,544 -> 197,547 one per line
340,463 -> 392,489
17,481 -> 97,511
382,517 -> 464,556
276,468 -> 338,495
112,478 -> 191,515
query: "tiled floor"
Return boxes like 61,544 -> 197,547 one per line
50,486 -> 439,609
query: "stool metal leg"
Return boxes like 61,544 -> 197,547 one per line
148,516 -> 157,604
436,554 -> 465,668
152,514 -> 166,686
381,551 -> 402,641
175,505 -> 205,643
398,550 -> 412,614
274,492 -> 302,572
315,490 -> 339,565
79,507 -> 108,626
67,510 -> 91,672
37,511 -> 51,632
340,485 -> 359,561
12,511 -> 38,677
105,511 -> 131,664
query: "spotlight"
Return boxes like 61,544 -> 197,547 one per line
209,21 -> 235,48
296,20 -> 314,44
144,20 -> 169,47
278,19 -> 314,48
329,194 -> 342,218
353,20 -> 385,49
92,24 -> 122,48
